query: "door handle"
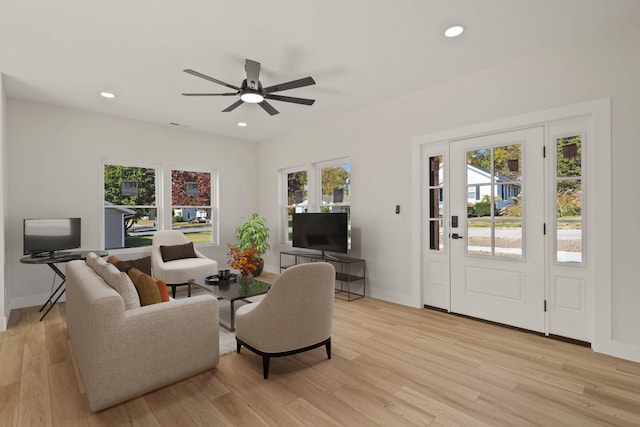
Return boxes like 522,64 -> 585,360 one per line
451,233 -> 464,239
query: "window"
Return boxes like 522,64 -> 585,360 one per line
103,162 -> 159,250
320,161 -> 350,215
466,144 -> 523,258
555,134 -> 583,263
281,158 -> 351,245
428,155 -> 444,251
283,167 -> 308,242
171,169 -> 215,244
103,161 -> 218,250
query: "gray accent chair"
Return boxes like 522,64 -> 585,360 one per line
235,262 -> 335,379
151,230 -> 218,297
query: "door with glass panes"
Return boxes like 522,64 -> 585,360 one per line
449,127 -> 545,332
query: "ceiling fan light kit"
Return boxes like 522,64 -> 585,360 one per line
182,59 -> 316,116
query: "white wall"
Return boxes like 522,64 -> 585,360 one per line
0,73 -> 7,329
258,23 -> 640,359
6,98 -> 259,309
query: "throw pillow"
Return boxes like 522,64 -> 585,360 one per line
92,255 -> 110,280
155,280 -> 170,302
102,264 -> 141,310
160,242 -> 197,263
86,252 -> 101,270
128,256 -> 152,276
111,255 -> 152,276
128,267 -> 162,306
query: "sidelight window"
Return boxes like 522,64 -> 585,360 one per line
427,155 -> 444,251
555,135 -> 583,264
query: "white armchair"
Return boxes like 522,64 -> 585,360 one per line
151,230 -> 218,297
235,262 -> 335,379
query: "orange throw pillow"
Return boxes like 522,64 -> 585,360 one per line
128,268 -> 161,306
155,280 -> 170,302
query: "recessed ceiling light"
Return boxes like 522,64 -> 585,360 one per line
444,25 -> 465,38
238,122 -> 247,127
100,92 -> 116,99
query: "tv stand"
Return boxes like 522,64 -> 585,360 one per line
321,251 -> 339,261
20,250 -> 108,320
280,250 -> 366,301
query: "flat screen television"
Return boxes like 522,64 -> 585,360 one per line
23,218 -> 81,257
292,212 -> 348,256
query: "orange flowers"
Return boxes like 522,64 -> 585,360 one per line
227,244 -> 260,275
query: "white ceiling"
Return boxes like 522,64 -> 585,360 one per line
1,0 -> 639,142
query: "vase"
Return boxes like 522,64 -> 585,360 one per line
238,272 -> 255,291
253,259 -> 264,277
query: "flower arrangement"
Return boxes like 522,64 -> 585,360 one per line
227,244 -> 260,276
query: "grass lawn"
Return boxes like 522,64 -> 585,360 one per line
125,231 -> 213,247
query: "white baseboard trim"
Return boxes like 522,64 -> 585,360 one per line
593,340 -> 640,364
368,287 -> 421,309
10,292 -> 62,311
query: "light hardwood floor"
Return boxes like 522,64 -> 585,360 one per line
1,294 -> 640,426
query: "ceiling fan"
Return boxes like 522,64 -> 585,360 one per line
182,59 -> 316,116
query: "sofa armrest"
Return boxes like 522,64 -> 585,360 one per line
85,295 -> 219,411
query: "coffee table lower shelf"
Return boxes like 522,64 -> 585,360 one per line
190,278 -> 271,332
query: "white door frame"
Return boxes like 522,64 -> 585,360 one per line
411,98 -> 612,352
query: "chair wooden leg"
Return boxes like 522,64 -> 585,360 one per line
236,342 -> 242,353
171,285 -> 177,298
325,338 -> 331,359
262,356 -> 271,379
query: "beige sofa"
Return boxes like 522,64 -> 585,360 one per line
65,256 -> 219,412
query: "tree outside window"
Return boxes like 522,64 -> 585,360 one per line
285,169 -> 308,241
171,170 -> 214,244
103,163 -> 158,249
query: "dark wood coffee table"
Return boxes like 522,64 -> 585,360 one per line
190,277 -> 271,332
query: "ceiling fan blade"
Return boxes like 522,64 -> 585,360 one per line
182,92 -> 239,96
264,76 -> 316,93
183,69 -> 241,91
259,100 -> 279,116
265,93 -> 315,105
245,59 -> 261,90
222,99 -> 244,112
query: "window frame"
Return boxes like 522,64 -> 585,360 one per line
101,159 -> 162,252
102,159 -> 219,252
553,131 -> 585,265
170,166 -> 218,246
280,157 -> 351,244
281,165 -> 309,243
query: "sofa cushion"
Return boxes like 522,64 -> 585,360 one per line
160,242 -> 197,263
102,264 -> 141,310
128,268 -> 162,306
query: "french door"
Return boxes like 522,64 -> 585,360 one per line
449,127 -> 545,332
420,104 -> 605,343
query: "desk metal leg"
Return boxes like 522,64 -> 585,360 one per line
39,263 -> 66,321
